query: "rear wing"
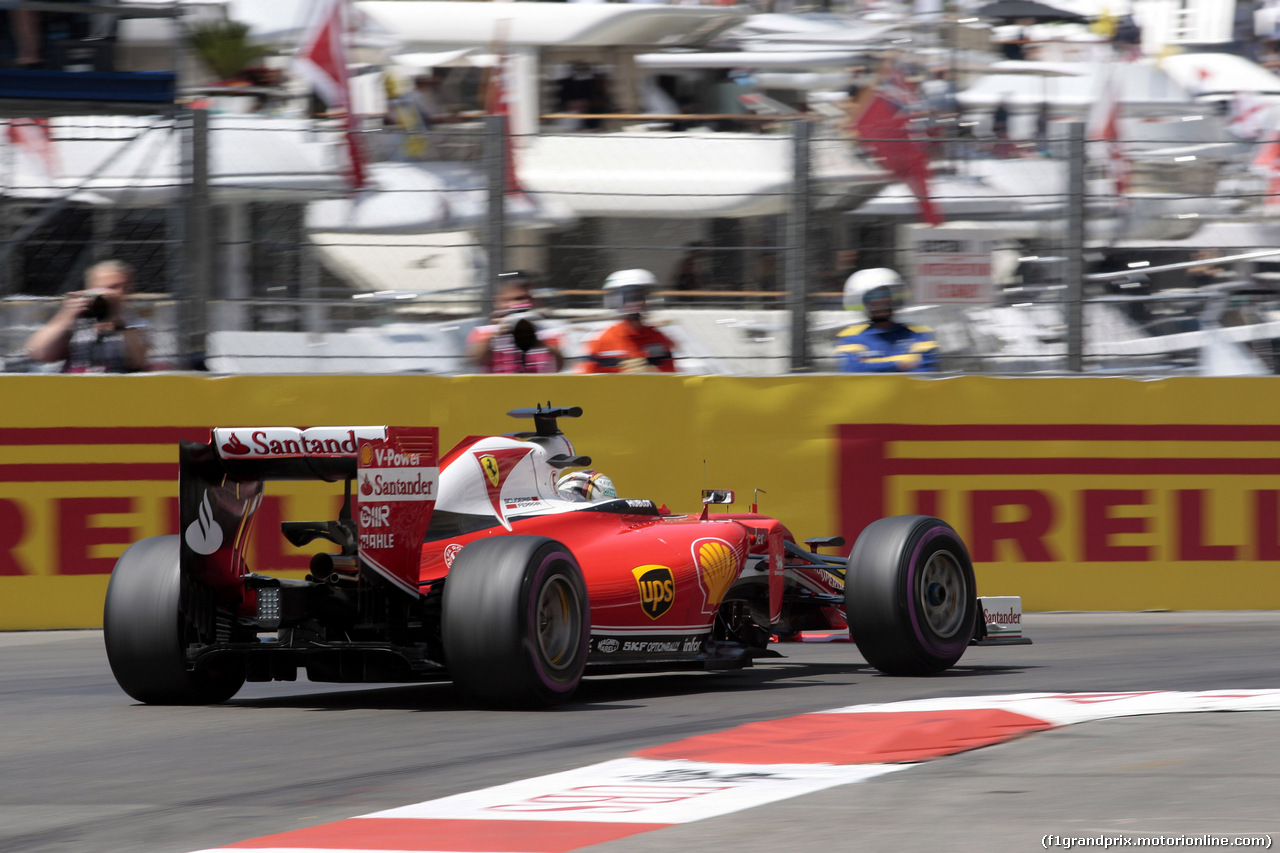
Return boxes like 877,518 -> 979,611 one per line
179,426 -> 439,600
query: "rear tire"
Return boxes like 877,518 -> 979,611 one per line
845,516 -> 976,675
442,536 -> 589,707
103,535 -> 245,704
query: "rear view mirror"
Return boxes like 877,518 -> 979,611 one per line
701,489 -> 735,505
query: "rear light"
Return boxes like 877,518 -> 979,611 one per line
257,587 -> 281,630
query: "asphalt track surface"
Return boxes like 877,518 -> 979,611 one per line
3,612 -> 1280,853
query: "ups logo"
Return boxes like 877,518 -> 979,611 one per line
632,565 -> 675,620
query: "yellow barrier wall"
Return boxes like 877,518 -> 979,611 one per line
2,373 -> 1279,629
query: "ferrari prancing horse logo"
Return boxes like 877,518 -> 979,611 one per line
632,565 -> 675,620
479,454 -> 501,488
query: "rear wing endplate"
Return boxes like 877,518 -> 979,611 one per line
179,426 -> 438,599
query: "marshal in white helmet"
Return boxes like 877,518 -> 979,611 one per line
835,267 -> 939,372
581,268 -> 677,373
602,269 -> 658,315
842,267 -> 909,317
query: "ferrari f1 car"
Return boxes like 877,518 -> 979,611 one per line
103,405 -> 1029,707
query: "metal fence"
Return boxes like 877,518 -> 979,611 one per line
2,109 -> 1277,375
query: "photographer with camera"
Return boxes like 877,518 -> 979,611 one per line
464,270 -> 564,374
25,260 -> 149,373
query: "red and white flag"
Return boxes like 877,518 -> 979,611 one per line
852,63 -> 942,227
7,118 -> 59,178
1229,91 -> 1271,141
1251,130 -> 1280,214
484,30 -> 527,200
294,0 -> 366,189
1088,70 -> 1129,198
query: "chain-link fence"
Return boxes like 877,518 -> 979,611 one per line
3,109 -> 1277,375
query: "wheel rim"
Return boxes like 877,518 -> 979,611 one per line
917,549 -> 967,639
535,573 -> 581,673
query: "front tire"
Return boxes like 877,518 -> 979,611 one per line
442,536 -> 589,707
845,516 -> 976,675
102,535 -> 245,704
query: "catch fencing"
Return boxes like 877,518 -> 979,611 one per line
0,109 -> 1273,375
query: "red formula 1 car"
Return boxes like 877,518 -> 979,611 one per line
104,405 -> 1028,707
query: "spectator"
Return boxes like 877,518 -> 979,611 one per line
992,99 -> 1009,136
1235,1 -> 1260,60
709,68 -> 752,132
672,241 -> 711,302
1186,250 -> 1230,289
410,72 -> 453,127
1259,38 -> 1280,73
952,118 -> 980,160
553,95 -> 592,131
1035,99 -> 1051,155
821,248 -> 861,295
996,19 -> 1030,60
556,62 -> 608,130
671,96 -> 702,132
6,9 -> 42,68
1103,273 -> 1157,328
835,268 -> 938,373
1113,14 -> 1142,59
754,250 -> 778,294
242,65 -> 285,114
464,271 -> 564,373
26,260 -> 149,373
579,269 -> 676,373
921,67 -> 958,117
991,98 -> 1018,158
1257,0 -> 1280,51
844,63 -> 870,102
921,66 -> 959,152
1090,10 -> 1118,39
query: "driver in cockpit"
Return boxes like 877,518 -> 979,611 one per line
557,469 -> 618,502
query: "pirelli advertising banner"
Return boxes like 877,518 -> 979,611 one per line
1,373 -> 1279,629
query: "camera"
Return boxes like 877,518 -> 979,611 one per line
80,290 -> 111,321
504,311 -> 540,352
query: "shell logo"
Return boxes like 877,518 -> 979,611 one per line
694,539 -> 737,608
360,444 -> 374,466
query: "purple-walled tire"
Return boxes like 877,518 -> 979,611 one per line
442,535 -> 589,707
845,516 -> 977,676
103,535 -> 245,704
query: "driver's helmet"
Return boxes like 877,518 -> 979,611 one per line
557,469 -> 618,502
603,269 -> 658,314
843,268 -> 908,315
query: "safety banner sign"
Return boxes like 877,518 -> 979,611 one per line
908,227 -> 997,304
